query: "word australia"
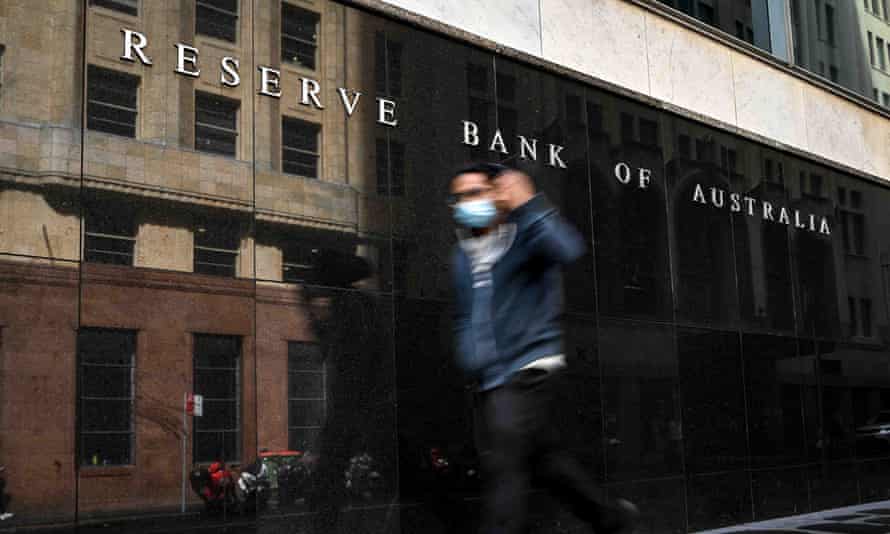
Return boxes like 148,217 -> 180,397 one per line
693,184 -> 831,235
119,29 -> 398,127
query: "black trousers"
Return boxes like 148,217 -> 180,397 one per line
479,367 -> 612,534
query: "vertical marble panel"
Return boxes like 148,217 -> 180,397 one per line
541,0 -> 649,95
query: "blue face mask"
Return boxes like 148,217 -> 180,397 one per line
453,199 -> 498,228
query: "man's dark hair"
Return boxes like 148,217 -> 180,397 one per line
453,162 -> 513,181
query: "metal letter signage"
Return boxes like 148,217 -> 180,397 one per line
119,29 -> 397,126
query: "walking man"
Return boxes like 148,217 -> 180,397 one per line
449,163 -> 639,534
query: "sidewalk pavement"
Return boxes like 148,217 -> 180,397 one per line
700,501 -> 890,534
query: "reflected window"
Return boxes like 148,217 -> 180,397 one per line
87,66 -> 139,138
194,216 -> 239,277
196,0 -> 238,43
282,117 -> 320,178
869,32 -> 876,67
467,63 -> 488,92
376,138 -> 405,196
282,244 -> 317,284
639,118 -> 659,147
195,91 -> 239,157
849,296 -> 873,337
288,342 -> 325,452
878,37 -> 887,71
467,62 -> 492,160
0,44 -> 4,94
862,299 -> 873,337
79,328 -> 136,466
587,101 -> 604,133
193,335 -> 240,463
84,202 -> 136,266
375,33 -> 403,97
884,92 -> 890,107
839,188 -> 865,255
90,0 -> 137,16
825,4 -> 835,46
282,4 -> 319,70
678,134 -> 692,158
620,113 -> 635,142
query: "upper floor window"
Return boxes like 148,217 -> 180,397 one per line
869,32 -> 876,66
195,92 -> 239,157
87,66 -> 139,138
90,0 -> 138,16
282,117 -> 320,178
824,4 -> 835,46
194,215 -> 240,277
375,33 -> 403,97
196,0 -> 238,43
282,4 -> 319,70
377,138 -> 405,196
84,202 -> 136,266
79,328 -> 136,466
878,37 -> 887,70
283,244 -> 318,284
839,188 -> 865,256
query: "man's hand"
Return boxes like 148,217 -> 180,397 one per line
493,170 -> 535,212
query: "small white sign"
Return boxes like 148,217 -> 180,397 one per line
192,394 -> 203,417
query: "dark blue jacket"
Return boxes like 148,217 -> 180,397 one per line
452,194 -> 586,390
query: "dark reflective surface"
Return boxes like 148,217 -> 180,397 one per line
678,328 -> 746,474
2,0 -> 890,532
600,320 -> 682,482
687,471 -> 753,531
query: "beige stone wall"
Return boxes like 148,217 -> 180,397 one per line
0,0 -> 388,282
380,0 -> 890,183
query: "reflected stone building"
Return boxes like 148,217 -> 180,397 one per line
1,0 -> 890,532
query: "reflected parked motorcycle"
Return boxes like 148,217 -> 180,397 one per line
234,459 -> 271,513
189,462 -> 236,513
189,459 -> 270,515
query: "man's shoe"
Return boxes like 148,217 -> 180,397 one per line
0,513 -> 14,521
598,499 -> 639,534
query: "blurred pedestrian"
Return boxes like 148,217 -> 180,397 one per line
449,163 -> 639,534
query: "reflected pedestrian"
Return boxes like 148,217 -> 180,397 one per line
449,163 -> 639,534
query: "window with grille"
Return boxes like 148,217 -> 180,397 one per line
87,66 -> 139,138
288,342 -> 325,452
377,138 -> 405,196
193,334 -> 241,463
282,117 -> 320,178
194,215 -> 240,277
375,33 -> 403,97
195,92 -> 239,157
79,328 -> 136,466
282,4 -> 319,70
90,0 -> 138,16
84,202 -> 136,266
196,0 -> 238,42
